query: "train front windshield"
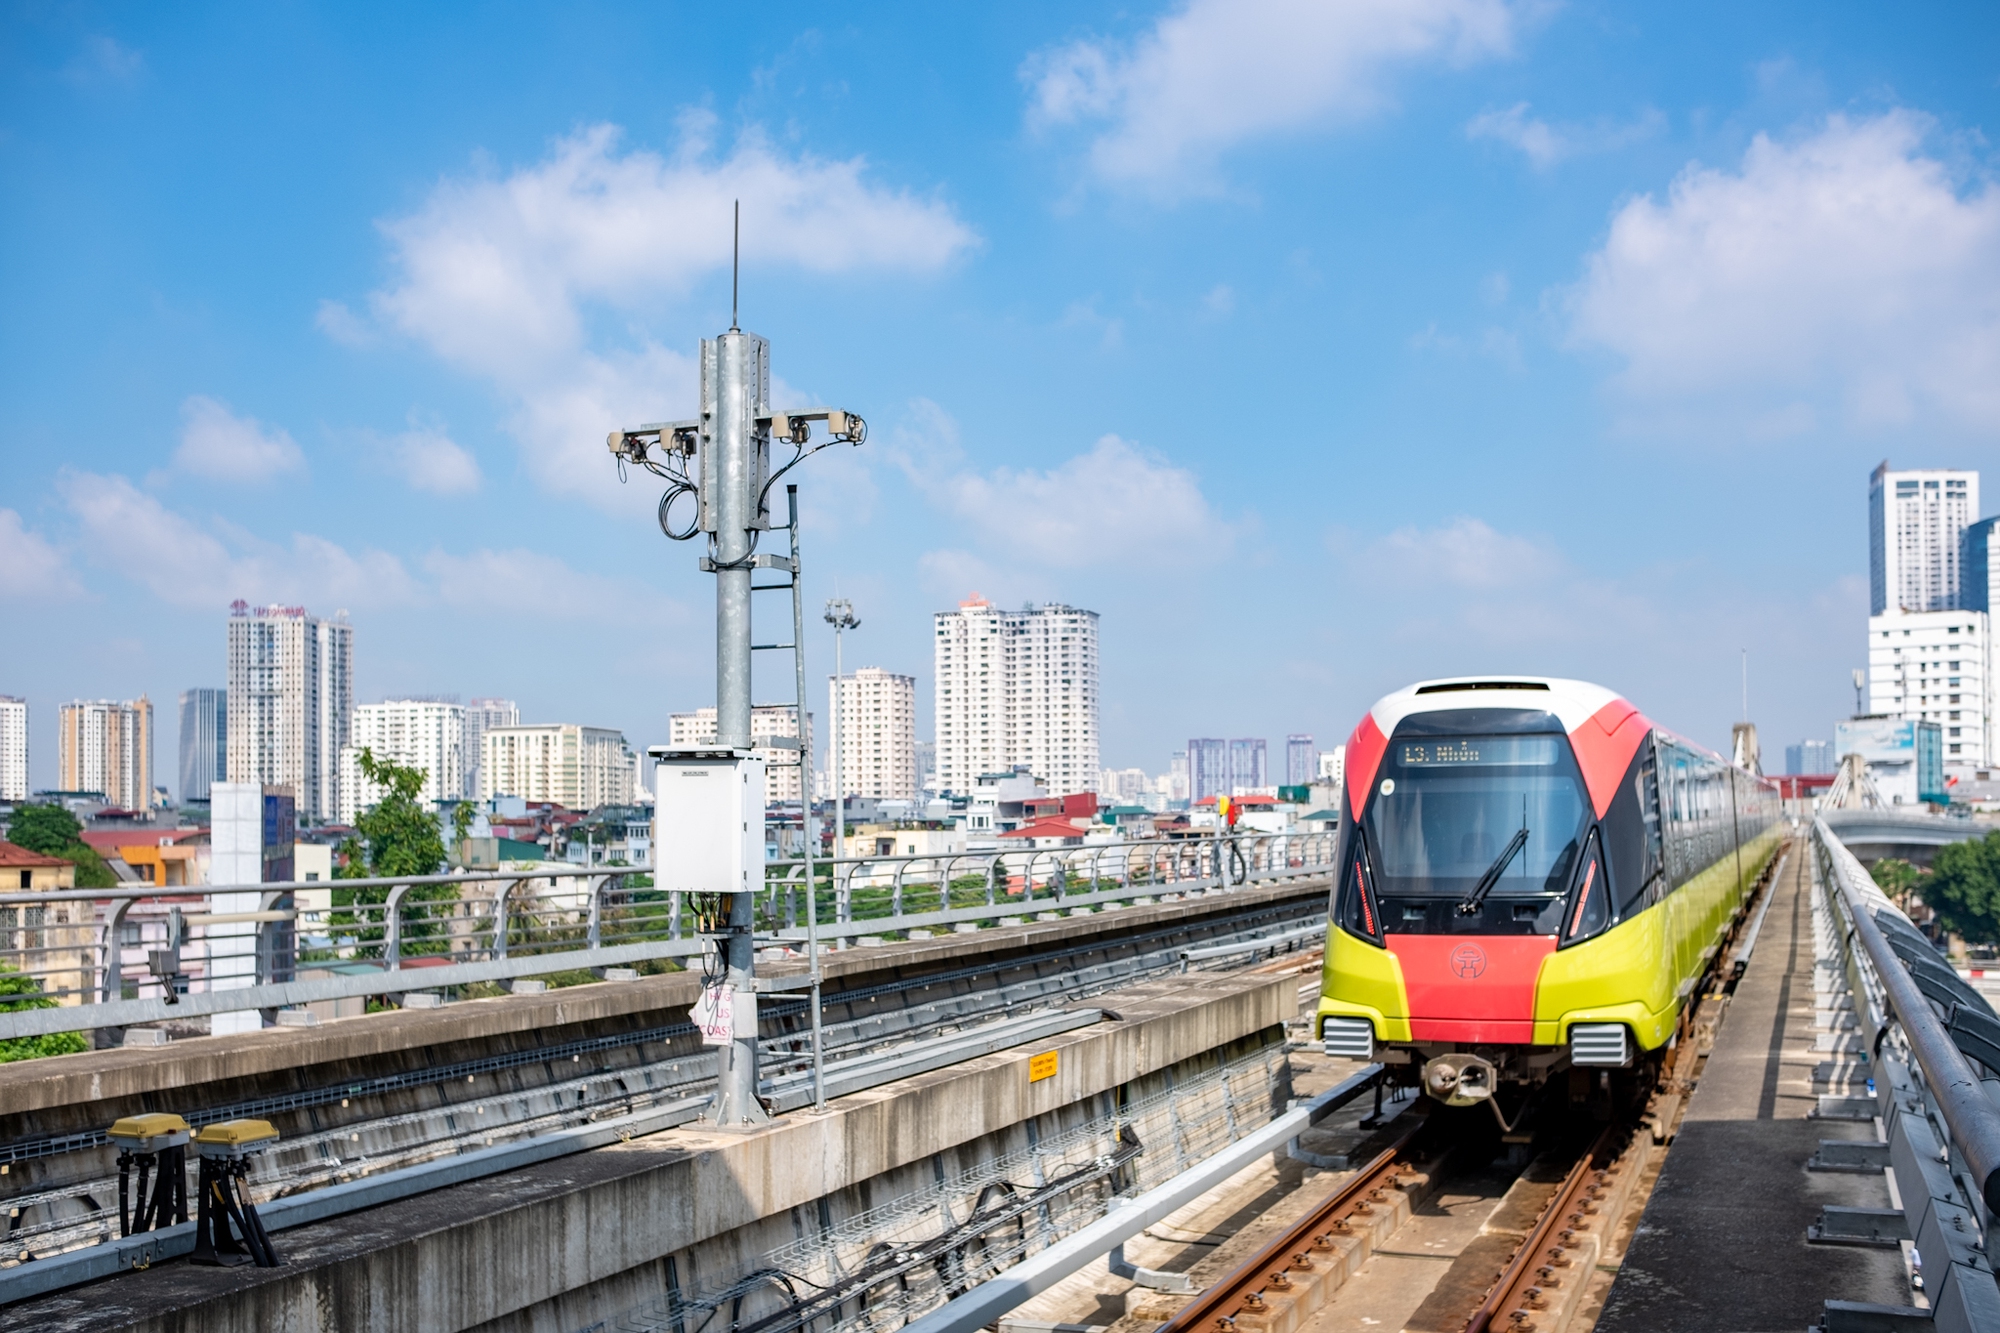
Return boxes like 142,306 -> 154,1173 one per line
1363,734 -> 1590,897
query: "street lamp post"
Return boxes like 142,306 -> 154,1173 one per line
824,599 -> 860,904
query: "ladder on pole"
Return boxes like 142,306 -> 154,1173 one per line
748,483 -> 827,1110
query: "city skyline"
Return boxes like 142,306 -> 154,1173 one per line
5,5 -> 1998,791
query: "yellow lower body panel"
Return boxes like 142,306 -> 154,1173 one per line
1317,923 -> 1410,1042
1318,828 -> 1781,1054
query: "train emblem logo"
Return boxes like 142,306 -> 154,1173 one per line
1449,944 -> 1487,979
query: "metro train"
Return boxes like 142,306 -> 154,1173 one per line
1315,676 -> 1779,1110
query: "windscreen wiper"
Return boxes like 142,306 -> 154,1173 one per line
1458,826 -> 1529,915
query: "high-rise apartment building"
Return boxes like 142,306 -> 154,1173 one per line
1229,738 -> 1268,794
1962,517 -> 2000,614
1285,735 -> 1316,787
1870,464 -> 1978,614
57,697 -> 153,809
934,597 -> 1100,797
481,724 -> 634,809
226,603 -> 353,822
463,698 -> 519,802
1099,767 -> 1150,805
830,668 -> 917,800
1785,740 -> 1834,776
338,699 -> 467,823
0,697 -> 25,802
1319,746 -> 1346,786
1187,739 -> 1228,803
668,705 -> 813,804
1868,609 -> 1994,766
178,688 -> 226,803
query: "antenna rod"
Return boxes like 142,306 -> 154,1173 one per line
732,199 -> 740,331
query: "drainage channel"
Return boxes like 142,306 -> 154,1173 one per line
2,907 -> 1326,1270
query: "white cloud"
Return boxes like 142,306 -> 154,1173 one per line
0,510 -> 80,599
315,299 -> 373,347
907,427 -> 1232,569
1025,0 -> 1523,194
59,471 -> 416,609
56,471 -> 640,623
422,548 -> 656,619
1059,299 -> 1125,350
1566,110 -> 2000,432
65,36 -> 143,84
173,395 -> 305,481
383,422 -> 482,495
353,121 -> 977,502
1408,322 -> 1523,369
1359,517 -> 1566,593
1465,102 -> 1663,169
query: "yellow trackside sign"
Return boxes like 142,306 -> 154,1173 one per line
1028,1050 -> 1059,1082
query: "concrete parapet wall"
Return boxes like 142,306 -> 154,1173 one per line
0,880 -> 1325,1121
3,969 -> 1300,1333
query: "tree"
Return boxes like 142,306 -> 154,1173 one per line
451,800 -> 476,865
1923,833 -> 2000,945
6,803 -> 119,888
346,750 -> 446,877
0,967 -> 88,1063
7,803 -> 82,854
1871,857 -> 1929,915
333,750 -> 454,955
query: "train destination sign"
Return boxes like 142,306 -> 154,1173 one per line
1394,736 -> 1564,768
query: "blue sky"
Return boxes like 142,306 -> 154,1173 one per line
4,1 -> 1999,797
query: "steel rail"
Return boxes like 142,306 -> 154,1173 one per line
1817,816 -> 2000,1213
1463,1123 -> 1620,1333
1153,1122 -> 1427,1333
3,906 -> 1325,1177
896,1065 -> 1387,1333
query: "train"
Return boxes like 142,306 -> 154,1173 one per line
1314,676 -> 1780,1110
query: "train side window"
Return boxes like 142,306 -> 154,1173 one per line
1563,829 -> 1610,945
1337,830 -> 1385,944
1636,746 -> 1662,888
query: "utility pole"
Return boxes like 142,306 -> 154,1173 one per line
825,599 -> 859,875
607,222 -> 864,1125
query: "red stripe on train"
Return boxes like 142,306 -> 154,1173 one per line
1407,1019 -> 1537,1043
1344,713 -> 1389,822
1387,934 -> 1553,1032
1569,698 -> 1653,818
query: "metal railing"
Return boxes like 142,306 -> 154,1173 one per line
1812,817 -> 2000,1328
0,830 -> 1336,1040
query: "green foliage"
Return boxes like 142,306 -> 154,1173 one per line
58,844 -> 119,889
1871,857 -> 1928,913
331,749 -> 455,956
7,803 -> 82,854
1924,833 -> 2000,945
0,968 -> 88,1063
349,749 -> 445,878
4,803 -> 118,887
451,800 -> 476,861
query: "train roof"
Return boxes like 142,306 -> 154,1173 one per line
1360,676 -> 1623,736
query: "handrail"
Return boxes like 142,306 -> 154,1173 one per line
0,829 -> 1338,1040
1816,817 -> 2000,1211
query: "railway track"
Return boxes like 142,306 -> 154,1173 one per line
1060,846 -> 1786,1333
2,901 -> 1327,1270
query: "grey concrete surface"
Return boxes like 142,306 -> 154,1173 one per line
0,879 -> 1327,1118
0,968 -> 1298,1333
1596,844 -> 1908,1333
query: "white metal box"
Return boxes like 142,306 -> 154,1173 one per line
651,749 -> 766,894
